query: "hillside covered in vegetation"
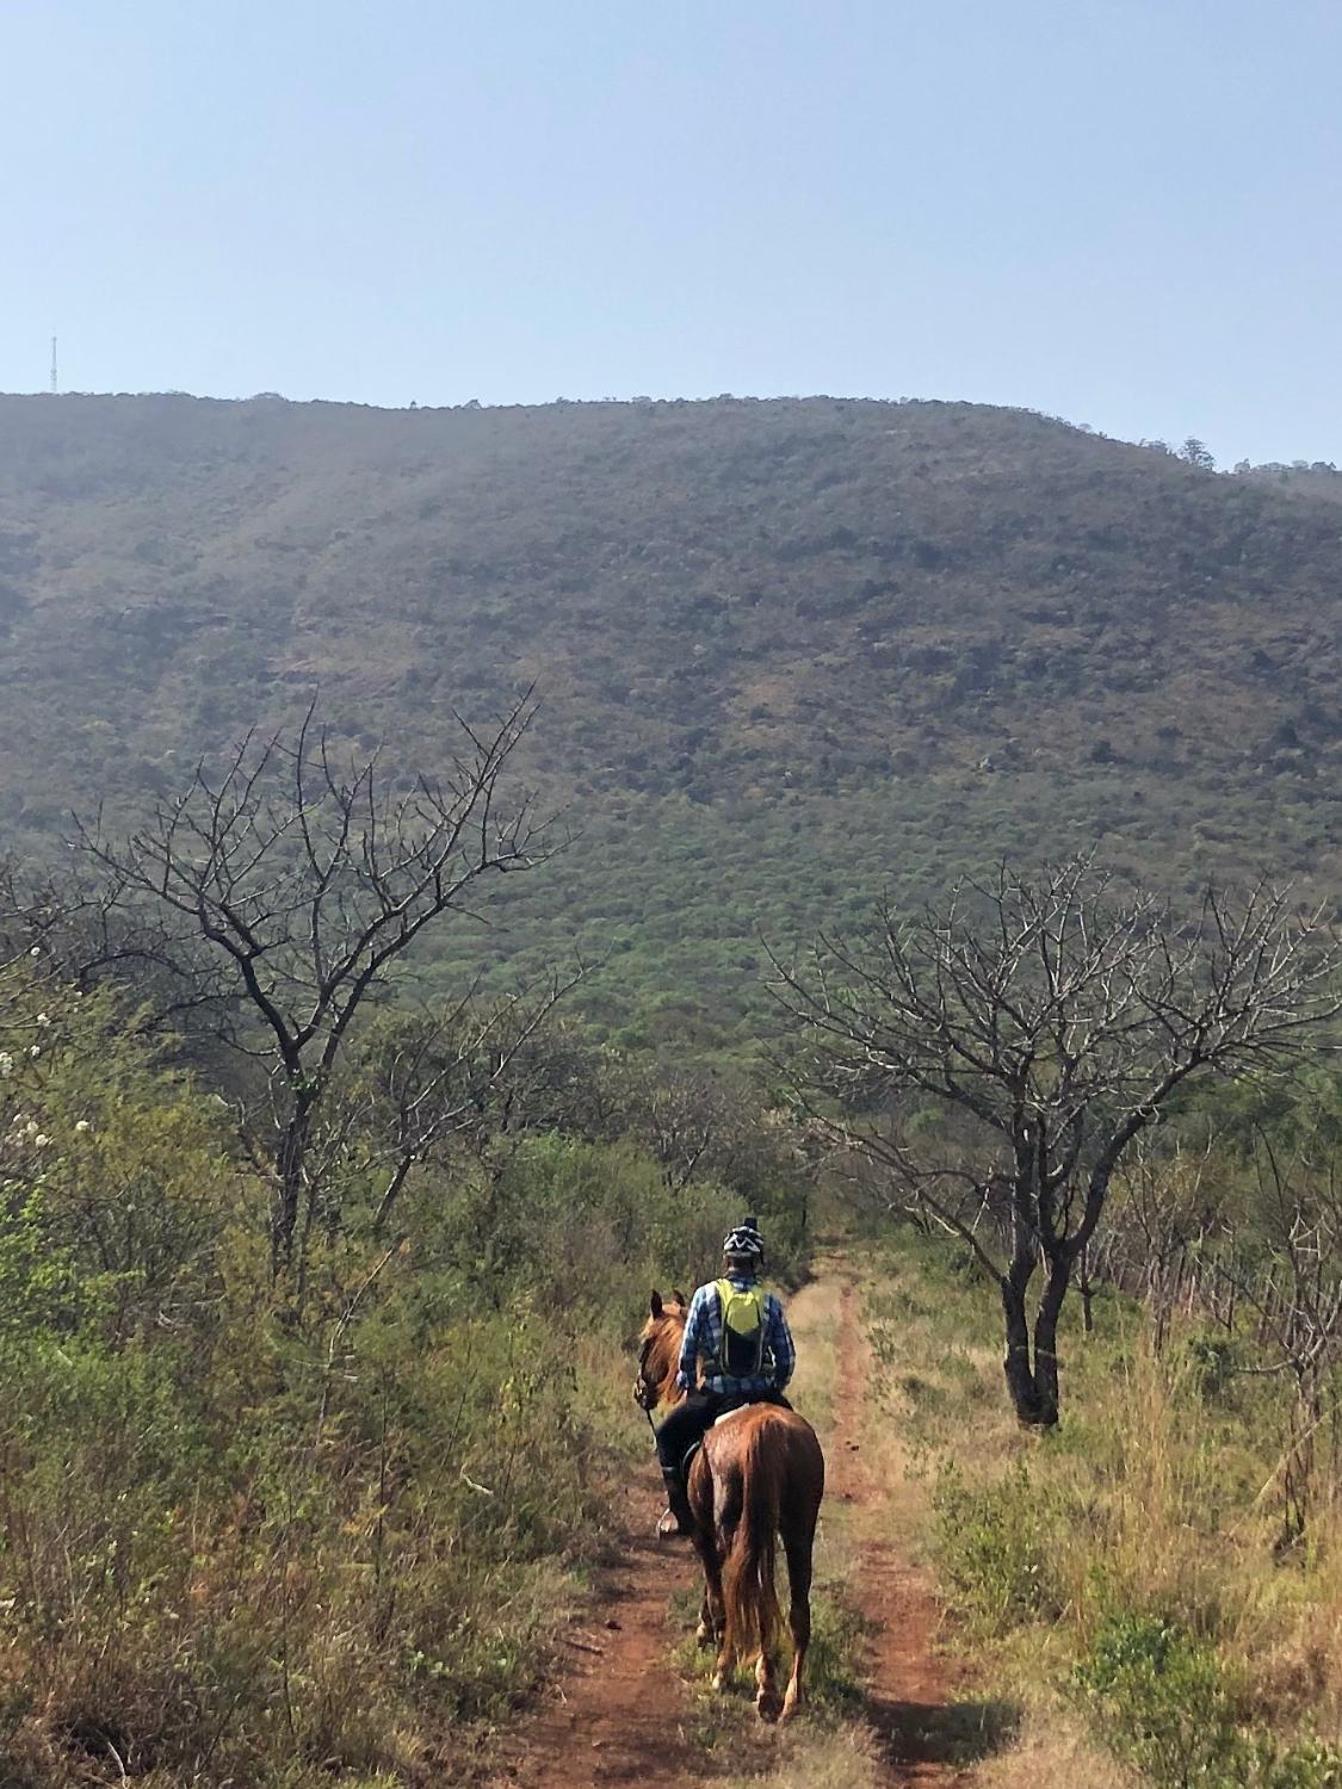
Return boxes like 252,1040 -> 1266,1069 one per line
7,394 -> 1342,1789
4,392 -> 1342,1045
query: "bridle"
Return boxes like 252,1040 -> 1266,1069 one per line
633,1333 -> 661,1413
633,1333 -> 666,1447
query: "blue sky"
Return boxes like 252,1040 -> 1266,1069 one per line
3,0 -> 1339,464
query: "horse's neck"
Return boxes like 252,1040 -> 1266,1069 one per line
658,1316 -> 687,1402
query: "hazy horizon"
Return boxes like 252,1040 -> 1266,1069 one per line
3,382 -> 1327,473
5,0 -> 1340,467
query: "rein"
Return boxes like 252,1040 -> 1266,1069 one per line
635,1311 -> 686,1445
635,1336 -> 659,1444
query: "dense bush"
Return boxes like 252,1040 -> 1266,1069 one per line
932,1459 -> 1064,1634
7,392 -> 1342,1045
1073,1611 -> 1244,1786
1074,1613 -> 1342,1789
0,954 -> 807,1785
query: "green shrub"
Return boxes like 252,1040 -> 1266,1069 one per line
932,1459 -> 1062,1633
1073,1612 -> 1342,1789
1073,1610 -> 1242,1786
1264,1739 -> 1342,1789
1183,1333 -> 1239,1403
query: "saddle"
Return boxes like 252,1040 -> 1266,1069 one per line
680,1403 -> 755,1475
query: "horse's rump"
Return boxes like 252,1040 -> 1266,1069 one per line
700,1404 -> 824,1491
694,1407 -> 824,1662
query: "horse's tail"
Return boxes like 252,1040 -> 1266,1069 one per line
721,1419 -> 783,1661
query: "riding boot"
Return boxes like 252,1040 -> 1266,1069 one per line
657,1467 -> 695,1538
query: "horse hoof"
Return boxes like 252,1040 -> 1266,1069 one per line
696,1622 -> 714,1649
711,1670 -> 728,1694
756,1691 -> 782,1724
778,1696 -> 799,1725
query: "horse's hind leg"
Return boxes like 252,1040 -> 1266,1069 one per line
755,1642 -> 780,1722
708,1520 -> 737,1688
779,1502 -> 818,1723
696,1552 -> 725,1652
689,1458 -> 726,1654
705,1484 -> 743,1691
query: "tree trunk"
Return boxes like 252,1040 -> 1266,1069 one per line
273,1085 -> 317,1275
1000,1250 -> 1073,1427
1000,1264 -> 1040,1423
372,1153 -> 414,1237
1031,1251 -> 1073,1426
1281,1375 -> 1323,1548
1078,1245 -> 1095,1336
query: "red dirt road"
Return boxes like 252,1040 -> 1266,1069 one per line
490,1265 -> 983,1788
485,1471 -> 713,1789
830,1277 -> 981,1786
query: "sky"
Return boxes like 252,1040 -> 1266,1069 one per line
2,0 -> 1339,466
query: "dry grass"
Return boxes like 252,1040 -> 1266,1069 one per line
866,1227 -> 1342,1768
972,1703 -> 1138,1789
781,1271 -> 843,1432
719,1721 -> 885,1789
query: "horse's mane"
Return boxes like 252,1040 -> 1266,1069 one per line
639,1295 -> 688,1405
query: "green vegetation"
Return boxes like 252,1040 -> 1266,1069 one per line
8,388 -> 1342,1781
1073,1612 -> 1342,1788
0,950 -> 810,1786
864,1167 -> 1342,1787
6,393 -> 1342,1045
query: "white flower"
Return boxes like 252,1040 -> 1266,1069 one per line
28,946 -> 40,958
35,1013 -> 50,1028
75,1119 -> 91,1134
0,1052 -> 12,1077
33,1134 -> 51,1149
28,1046 -> 41,1059
24,1120 -> 39,1138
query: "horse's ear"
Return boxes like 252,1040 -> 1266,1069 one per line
649,1289 -> 664,1318
672,1288 -> 688,1307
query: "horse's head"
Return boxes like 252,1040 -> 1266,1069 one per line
634,1288 -> 689,1412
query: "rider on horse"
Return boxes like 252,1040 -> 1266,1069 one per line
655,1217 -> 796,1537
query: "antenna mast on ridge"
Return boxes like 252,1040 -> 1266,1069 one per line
50,336 -> 58,394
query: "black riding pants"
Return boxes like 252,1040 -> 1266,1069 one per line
656,1388 -> 791,1477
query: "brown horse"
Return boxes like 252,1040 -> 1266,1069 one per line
635,1290 -> 826,1722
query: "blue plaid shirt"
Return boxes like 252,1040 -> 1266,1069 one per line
676,1274 -> 796,1397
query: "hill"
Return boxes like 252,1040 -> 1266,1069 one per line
4,391 -> 1342,1048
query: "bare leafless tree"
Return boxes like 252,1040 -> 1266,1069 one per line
353,969 -> 586,1239
1,855 -> 238,1052
75,697 -> 556,1278
1212,1137 -> 1342,1543
1100,1134 -> 1223,1352
772,859 -> 1340,1425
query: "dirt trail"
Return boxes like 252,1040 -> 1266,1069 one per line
492,1259 -> 985,1788
486,1470 -> 711,1788
828,1275 -> 981,1786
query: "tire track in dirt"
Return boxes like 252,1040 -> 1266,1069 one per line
830,1275 -> 981,1787
487,1472 -> 715,1789
492,1260 -> 985,1788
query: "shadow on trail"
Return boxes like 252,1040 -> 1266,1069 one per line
868,1693 -> 1020,1768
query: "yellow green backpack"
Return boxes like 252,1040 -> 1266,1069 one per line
713,1280 -> 766,1377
